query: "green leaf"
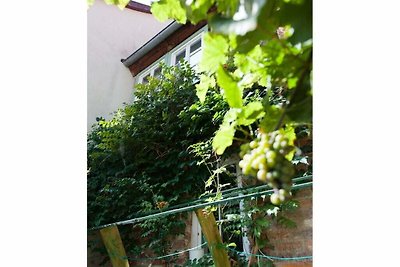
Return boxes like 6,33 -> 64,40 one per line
216,0 -> 240,16
199,33 -> 229,74
278,0 -> 312,44
281,199 -> 299,212
255,217 -> 271,228
253,226 -> 261,238
183,0 -> 215,24
151,0 -> 187,24
87,0 -> 95,7
237,101 -> 265,126
212,108 -> 239,154
234,46 -> 269,87
195,75 -> 215,103
287,77 -> 298,89
209,0 -> 266,36
260,104 -> 283,132
212,123 -> 235,155
233,0 -> 279,53
216,66 -> 243,108
286,95 -> 312,124
283,126 -> 296,160
103,0 -> 130,9
277,215 -> 297,228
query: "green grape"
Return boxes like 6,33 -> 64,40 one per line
238,160 -> 245,168
270,193 -> 282,205
279,189 -> 291,198
257,169 -> 267,182
250,140 -> 258,148
239,129 -> 296,204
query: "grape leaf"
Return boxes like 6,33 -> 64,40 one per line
199,33 -> 229,74
283,126 -> 296,160
195,75 -> 216,103
183,0 -> 215,24
237,101 -> 265,126
210,0 -> 266,36
286,95 -> 312,123
151,0 -> 187,24
212,123 -> 235,155
212,108 -> 240,154
216,0 -> 240,16
103,0 -> 130,10
87,0 -> 95,7
216,66 -> 243,108
260,104 -> 283,132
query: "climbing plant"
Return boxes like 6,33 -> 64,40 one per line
87,63 -> 231,260
88,0 -> 312,265
150,0 -> 312,204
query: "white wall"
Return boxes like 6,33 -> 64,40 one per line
87,0 -> 171,130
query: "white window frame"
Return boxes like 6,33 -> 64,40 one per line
136,57 -> 165,84
134,25 -> 208,86
170,27 -> 205,66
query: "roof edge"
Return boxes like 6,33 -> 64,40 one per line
126,1 -> 151,14
121,20 -> 183,67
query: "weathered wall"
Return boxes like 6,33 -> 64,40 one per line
87,0 -> 171,130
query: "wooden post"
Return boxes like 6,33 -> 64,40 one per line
195,209 -> 231,267
99,225 -> 130,267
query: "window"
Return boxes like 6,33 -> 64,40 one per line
137,58 -> 165,84
135,26 -> 207,85
171,32 -> 203,69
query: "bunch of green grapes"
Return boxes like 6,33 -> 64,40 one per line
239,130 -> 295,205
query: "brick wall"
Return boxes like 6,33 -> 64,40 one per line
263,187 -> 313,267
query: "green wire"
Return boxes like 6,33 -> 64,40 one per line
90,180 -> 313,231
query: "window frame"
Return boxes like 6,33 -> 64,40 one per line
136,56 -> 165,84
170,27 -> 205,66
134,25 -> 208,86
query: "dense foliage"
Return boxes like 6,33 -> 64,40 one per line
150,0 -> 312,204
87,63 -> 230,257
88,0 -> 312,265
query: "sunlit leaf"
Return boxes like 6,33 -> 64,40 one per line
199,33 -> 229,73
237,101 -> 265,126
212,124 -> 235,155
212,108 -> 239,154
216,66 -> 243,108
195,74 -> 216,103
87,0 -> 95,7
183,0 -> 215,24
151,0 -> 187,23
104,0 -> 130,9
283,126 -> 296,160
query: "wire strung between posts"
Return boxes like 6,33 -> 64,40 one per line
91,181 -> 312,231
90,179 -> 313,231
94,175 -> 312,225
227,247 -> 312,261
111,242 -> 208,262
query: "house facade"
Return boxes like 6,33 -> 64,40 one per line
87,0 -> 171,131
